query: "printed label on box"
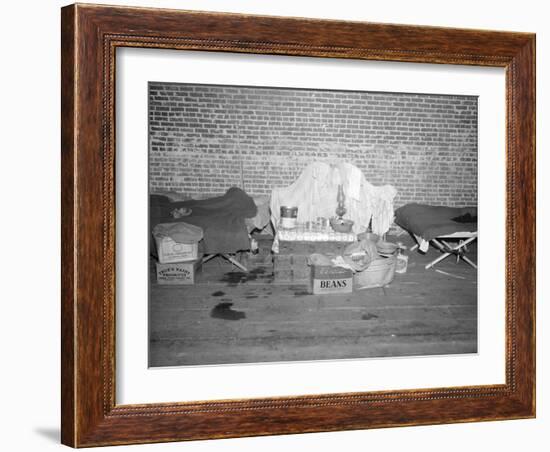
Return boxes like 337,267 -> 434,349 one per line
156,259 -> 201,285
157,237 -> 198,263
312,277 -> 353,294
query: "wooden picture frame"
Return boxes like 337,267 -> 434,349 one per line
61,3 -> 535,447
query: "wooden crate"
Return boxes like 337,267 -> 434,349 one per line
253,233 -> 274,254
273,254 -> 309,283
243,252 -> 273,266
244,234 -> 274,266
274,240 -> 350,284
278,240 -> 349,256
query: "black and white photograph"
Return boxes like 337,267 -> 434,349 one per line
148,82 -> 479,367
3,0 -> 544,450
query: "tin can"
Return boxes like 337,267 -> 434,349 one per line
280,206 -> 298,229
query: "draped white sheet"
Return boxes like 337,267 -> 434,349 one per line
270,162 -> 397,236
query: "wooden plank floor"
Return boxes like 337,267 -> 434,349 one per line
149,236 -> 477,367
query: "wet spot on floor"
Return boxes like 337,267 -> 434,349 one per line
245,295 -> 259,299
221,272 -> 255,286
219,268 -> 274,286
212,291 -> 225,297
250,267 -> 266,275
210,303 -> 246,321
362,312 -> 379,320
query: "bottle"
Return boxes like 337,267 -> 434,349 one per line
395,242 -> 409,274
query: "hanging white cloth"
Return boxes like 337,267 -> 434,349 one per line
270,162 -> 397,236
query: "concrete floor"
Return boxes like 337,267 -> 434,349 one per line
149,235 -> 477,367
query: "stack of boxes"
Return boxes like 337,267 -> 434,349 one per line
245,233 -> 274,267
273,253 -> 309,283
273,240 -> 350,287
153,224 -> 203,285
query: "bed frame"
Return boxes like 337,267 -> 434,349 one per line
411,231 -> 478,270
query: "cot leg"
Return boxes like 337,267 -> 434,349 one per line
441,238 -> 477,267
431,238 -> 447,252
202,254 -> 217,264
222,254 -> 248,272
410,234 -> 423,251
461,255 -> 477,269
425,252 -> 452,269
425,238 -> 452,269
459,235 -> 478,248
456,240 -> 463,263
439,239 -> 453,249
433,236 -> 478,269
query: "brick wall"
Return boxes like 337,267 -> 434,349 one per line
149,82 -> 477,207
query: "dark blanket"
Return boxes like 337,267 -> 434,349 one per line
394,203 -> 477,241
150,187 -> 257,255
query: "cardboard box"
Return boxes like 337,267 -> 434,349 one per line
156,258 -> 202,285
311,265 -> 353,294
155,237 -> 199,264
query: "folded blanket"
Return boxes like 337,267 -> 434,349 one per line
395,203 -> 477,242
150,187 -> 257,255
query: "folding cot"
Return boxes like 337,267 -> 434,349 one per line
394,203 -> 478,270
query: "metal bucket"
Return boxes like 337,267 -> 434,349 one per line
353,255 -> 396,289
